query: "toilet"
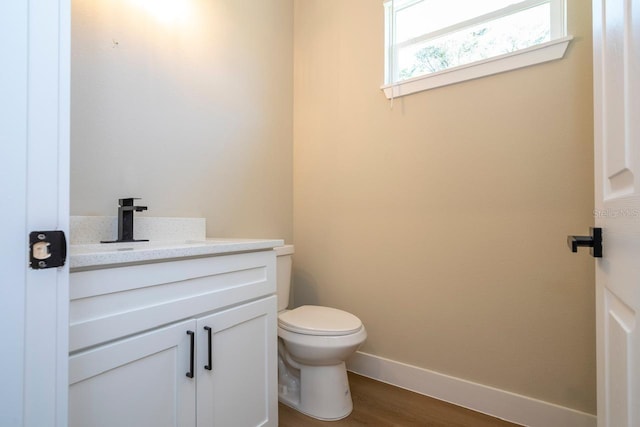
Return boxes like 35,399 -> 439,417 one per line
275,245 -> 367,421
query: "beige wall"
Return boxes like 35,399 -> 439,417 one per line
293,0 -> 595,414
71,0 -> 293,241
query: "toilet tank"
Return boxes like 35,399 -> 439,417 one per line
274,245 -> 294,312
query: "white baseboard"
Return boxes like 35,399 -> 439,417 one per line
346,351 -> 596,427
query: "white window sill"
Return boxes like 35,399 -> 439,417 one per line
381,35 -> 573,99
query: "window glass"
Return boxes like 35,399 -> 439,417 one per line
395,0 -> 523,43
397,4 -> 551,79
385,0 -> 566,85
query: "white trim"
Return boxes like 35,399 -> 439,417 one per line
381,35 -> 572,98
26,0 -> 70,418
549,0 -> 565,39
0,0 -> 70,424
347,351 -> 596,427
0,1 -> 29,425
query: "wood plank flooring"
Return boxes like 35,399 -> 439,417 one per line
278,372 -> 522,427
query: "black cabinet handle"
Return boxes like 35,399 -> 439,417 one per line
567,227 -> 602,258
186,330 -> 195,378
204,326 -> 212,371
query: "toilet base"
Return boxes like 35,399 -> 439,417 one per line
278,362 -> 353,421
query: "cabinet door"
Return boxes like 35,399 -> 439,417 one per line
196,296 -> 277,427
69,319 -> 197,427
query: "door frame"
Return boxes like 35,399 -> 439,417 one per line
0,0 -> 70,425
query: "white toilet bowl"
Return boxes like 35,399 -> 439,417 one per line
277,306 -> 367,421
274,245 -> 367,421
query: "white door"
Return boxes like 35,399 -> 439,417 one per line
196,296 -> 278,427
0,0 -> 70,426
593,0 -> 640,425
69,319 -> 197,427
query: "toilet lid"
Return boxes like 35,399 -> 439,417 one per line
278,305 -> 362,336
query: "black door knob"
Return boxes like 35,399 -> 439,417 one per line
567,227 -> 602,258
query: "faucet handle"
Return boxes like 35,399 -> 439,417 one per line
119,197 -> 142,207
101,198 -> 148,244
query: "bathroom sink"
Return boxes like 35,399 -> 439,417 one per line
68,238 -> 285,269
71,240 -> 204,253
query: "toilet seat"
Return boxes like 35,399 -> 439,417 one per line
278,305 -> 362,336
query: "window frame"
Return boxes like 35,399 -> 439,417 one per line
382,0 -> 572,98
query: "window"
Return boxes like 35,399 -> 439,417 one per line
383,0 -> 572,98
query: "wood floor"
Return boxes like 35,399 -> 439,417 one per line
278,372 -> 522,427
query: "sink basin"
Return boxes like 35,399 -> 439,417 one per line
71,239 -> 210,253
69,238 -> 285,269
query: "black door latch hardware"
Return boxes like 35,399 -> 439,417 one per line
567,227 -> 602,258
29,231 -> 67,269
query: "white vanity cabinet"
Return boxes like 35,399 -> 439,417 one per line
68,248 -> 278,427
69,319 -> 197,427
196,297 -> 276,426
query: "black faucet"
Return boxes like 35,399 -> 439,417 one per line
101,198 -> 149,243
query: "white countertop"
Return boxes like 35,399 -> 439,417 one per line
69,238 -> 284,270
